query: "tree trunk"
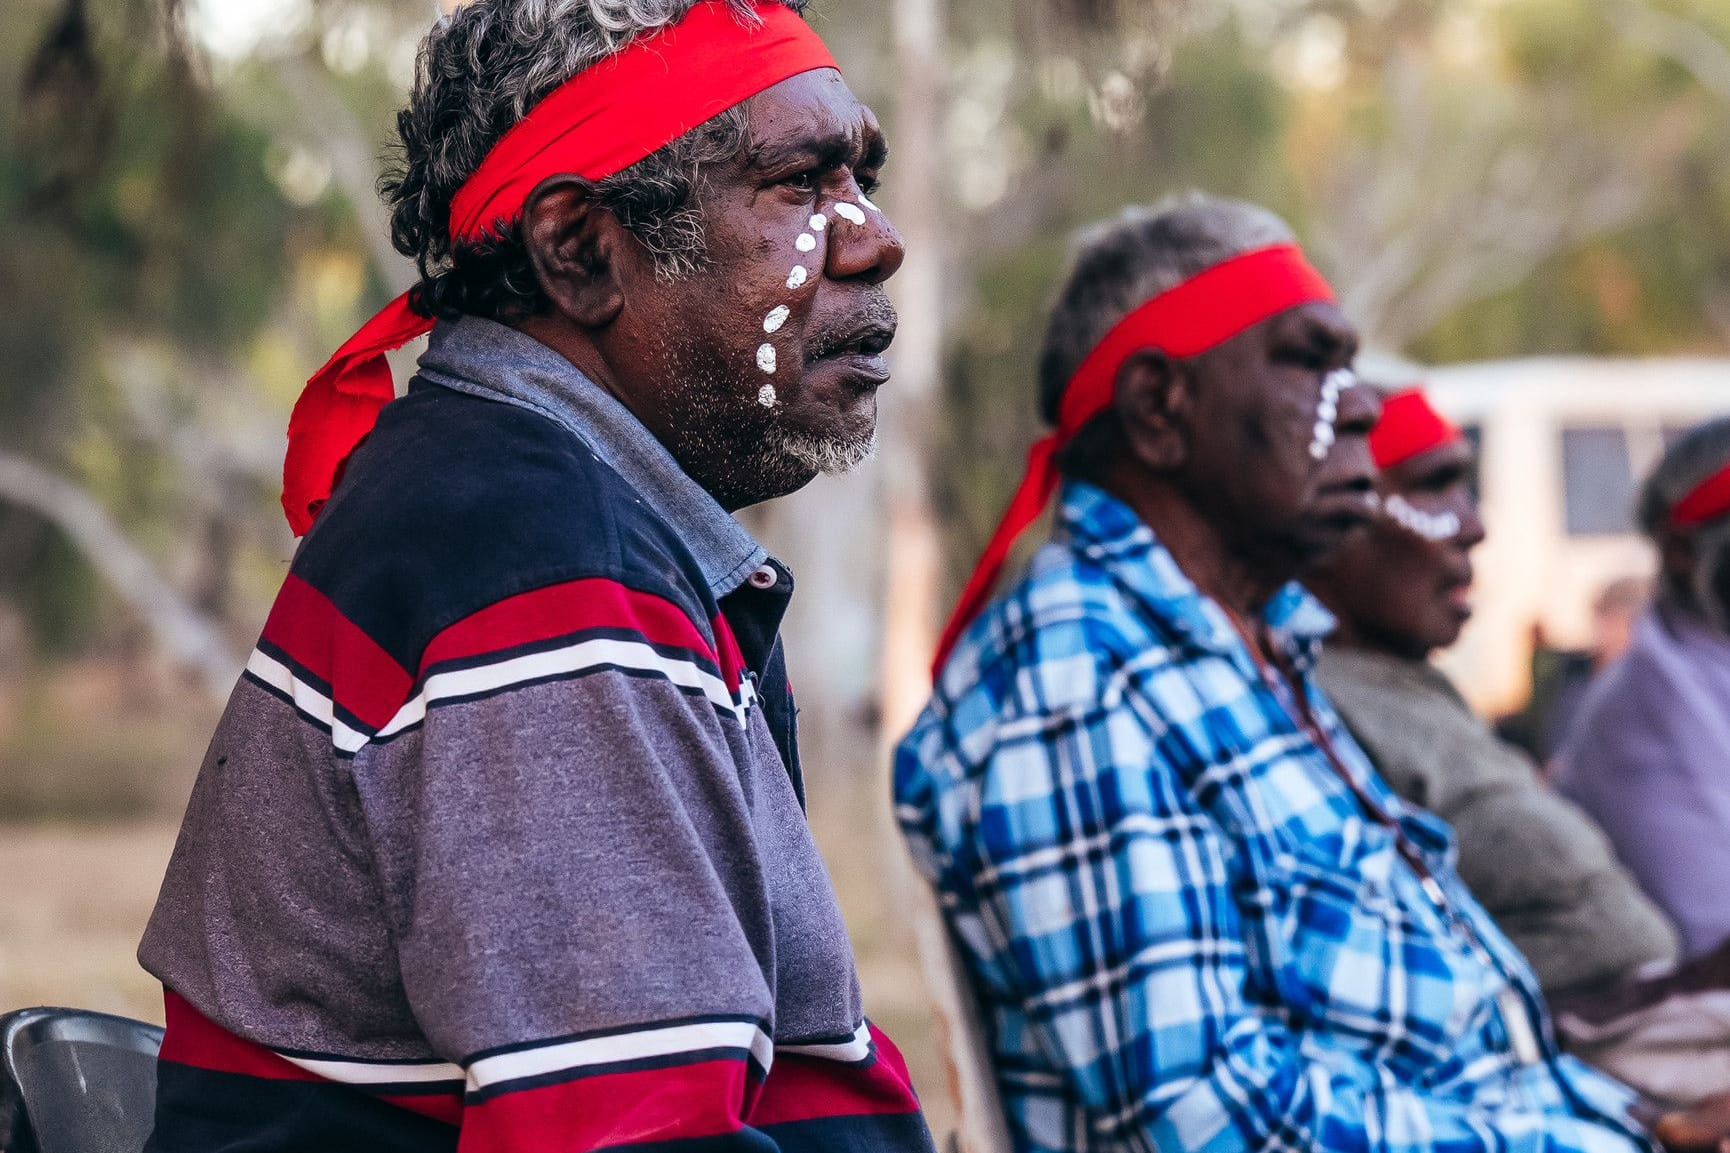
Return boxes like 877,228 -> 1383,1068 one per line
880,2 -> 1012,1149
881,0 -> 944,748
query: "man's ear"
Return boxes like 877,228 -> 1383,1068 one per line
1113,348 -> 1191,473
522,176 -> 627,330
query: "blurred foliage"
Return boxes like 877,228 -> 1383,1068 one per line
0,0 -> 1728,668
0,0 -> 419,656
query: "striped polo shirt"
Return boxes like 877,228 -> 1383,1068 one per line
138,316 -> 934,1153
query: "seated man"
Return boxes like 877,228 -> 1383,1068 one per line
894,195 -> 1729,1153
1304,389 -> 1730,1107
138,3 -> 932,1151
1304,389 -> 1679,997
1558,419 -> 1730,962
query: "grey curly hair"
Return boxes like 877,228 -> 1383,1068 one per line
1035,193 -> 1296,476
383,0 -> 810,321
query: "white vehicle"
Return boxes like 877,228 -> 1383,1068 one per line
1419,358 -> 1730,715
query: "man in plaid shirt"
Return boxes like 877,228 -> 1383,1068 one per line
895,196 -> 1730,1153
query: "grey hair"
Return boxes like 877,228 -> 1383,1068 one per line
382,0 -> 809,320
1036,192 -> 1297,429
1638,417 -> 1730,623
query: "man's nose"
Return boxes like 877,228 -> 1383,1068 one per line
1339,377 -> 1383,437
826,194 -> 906,284
1457,499 -> 1488,551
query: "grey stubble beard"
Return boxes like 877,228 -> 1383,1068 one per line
763,422 -> 879,477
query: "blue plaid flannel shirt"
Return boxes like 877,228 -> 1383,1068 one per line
895,482 -> 1653,1153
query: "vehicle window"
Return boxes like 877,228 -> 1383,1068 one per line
1561,426 -> 1636,536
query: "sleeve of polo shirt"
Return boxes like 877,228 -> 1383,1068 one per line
957,628 -> 1647,1153
349,579 -> 782,1153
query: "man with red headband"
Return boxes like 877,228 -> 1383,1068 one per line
137,3 -> 931,1151
1306,388 -> 1678,998
1303,390 -> 1730,1111
1559,418 -> 1730,963
895,197 -> 1677,1153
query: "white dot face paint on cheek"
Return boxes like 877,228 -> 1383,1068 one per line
758,384 -> 778,408
832,202 -> 867,226
857,193 -> 880,213
786,266 -> 809,291
756,343 -> 778,375
1383,494 -> 1462,542
795,233 -> 818,253
809,214 -> 828,232
764,305 -> 790,334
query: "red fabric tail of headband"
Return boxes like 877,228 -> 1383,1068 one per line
1674,463 -> 1730,528
932,436 -> 1062,677
282,1 -> 838,536
1369,388 -> 1462,470
932,243 -> 1336,677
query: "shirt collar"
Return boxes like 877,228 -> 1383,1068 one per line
1057,480 -> 1332,667
417,315 -> 769,599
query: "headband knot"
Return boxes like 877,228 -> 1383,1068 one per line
282,1 -> 838,536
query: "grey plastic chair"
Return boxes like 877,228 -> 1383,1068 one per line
0,1009 -> 162,1153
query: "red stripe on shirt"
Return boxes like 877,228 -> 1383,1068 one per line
422,579 -> 719,674
382,1091 -> 465,1127
712,615 -> 749,696
260,575 -> 415,731
160,991 -> 464,1127
460,1057 -> 751,1151
159,990 -> 322,1083
748,1026 -> 923,1127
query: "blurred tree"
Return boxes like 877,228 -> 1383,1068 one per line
0,0 -> 428,686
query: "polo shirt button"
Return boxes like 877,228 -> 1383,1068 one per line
749,565 -> 779,590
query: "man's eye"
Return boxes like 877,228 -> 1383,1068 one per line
857,173 -> 882,196
781,171 -> 820,193
1275,347 -> 1329,371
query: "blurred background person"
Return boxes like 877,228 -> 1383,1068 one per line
1307,389 -> 1678,997
1305,388 -> 1730,1108
1558,419 -> 1730,963
1499,575 -> 1651,768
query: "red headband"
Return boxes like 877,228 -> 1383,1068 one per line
1673,463 -> 1730,528
282,2 -> 838,536
1369,388 -> 1463,470
932,243 -> 1336,675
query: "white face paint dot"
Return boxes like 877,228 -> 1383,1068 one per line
833,202 -> 867,226
1309,368 -> 1356,462
758,384 -> 778,408
763,305 -> 790,334
1384,494 -> 1463,542
756,343 -> 778,375
857,193 -> 881,213
795,233 -> 818,253
786,266 -> 809,290
809,214 -> 828,232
